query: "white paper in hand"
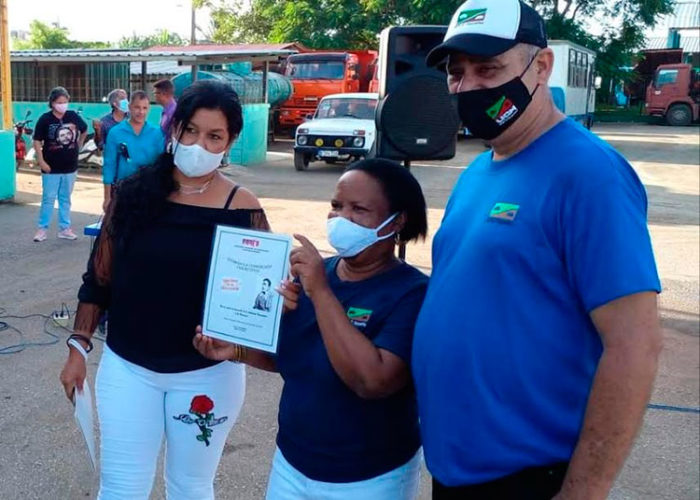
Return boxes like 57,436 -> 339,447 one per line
74,381 -> 97,471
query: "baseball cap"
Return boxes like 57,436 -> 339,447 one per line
426,0 -> 547,66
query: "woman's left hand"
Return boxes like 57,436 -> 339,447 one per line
290,234 -> 329,300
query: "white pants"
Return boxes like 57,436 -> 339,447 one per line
265,447 -> 422,500
96,345 -> 245,500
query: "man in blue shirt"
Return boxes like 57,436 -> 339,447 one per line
412,0 -> 662,498
103,90 -> 165,211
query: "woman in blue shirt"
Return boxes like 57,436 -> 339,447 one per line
195,158 -> 429,500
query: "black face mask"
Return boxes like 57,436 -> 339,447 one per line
453,56 -> 540,141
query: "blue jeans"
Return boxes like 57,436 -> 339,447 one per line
37,172 -> 77,230
266,447 -> 422,500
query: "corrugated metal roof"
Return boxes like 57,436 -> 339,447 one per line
9,48 -> 295,63
130,60 -> 191,76
147,42 -> 308,53
646,35 -> 700,53
664,2 -> 699,29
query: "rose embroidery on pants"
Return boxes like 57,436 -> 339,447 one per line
173,395 -> 228,446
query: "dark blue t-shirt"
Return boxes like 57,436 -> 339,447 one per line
413,118 -> 661,486
276,256 -> 428,482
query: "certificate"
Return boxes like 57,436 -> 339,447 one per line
74,380 -> 97,471
202,225 -> 292,353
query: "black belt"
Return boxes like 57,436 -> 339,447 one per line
433,462 -> 569,500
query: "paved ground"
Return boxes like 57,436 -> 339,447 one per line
0,123 -> 697,499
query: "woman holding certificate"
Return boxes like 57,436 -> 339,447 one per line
195,158 -> 429,500
59,80 -> 269,499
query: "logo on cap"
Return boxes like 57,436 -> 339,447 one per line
487,96 -> 519,126
457,8 -> 487,25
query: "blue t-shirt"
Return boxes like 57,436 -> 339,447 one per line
103,120 -> 164,184
412,118 -> 661,486
276,256 -> 428,483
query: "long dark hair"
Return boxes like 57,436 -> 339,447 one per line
109,80 -> 243,246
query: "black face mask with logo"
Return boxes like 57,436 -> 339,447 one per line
453,55 -> 540,141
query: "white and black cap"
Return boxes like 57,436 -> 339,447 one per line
426,0 -> 547,66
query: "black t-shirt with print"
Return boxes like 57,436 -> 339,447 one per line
33,110 -> 87,174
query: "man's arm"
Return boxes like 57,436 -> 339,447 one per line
555,291 -> 662,499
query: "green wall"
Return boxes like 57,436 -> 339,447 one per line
0,130 -> 15,200
4,101 -> 164,136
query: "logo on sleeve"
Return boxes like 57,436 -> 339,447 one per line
489,203 -> 520,222
457,8 -> 487,25
347,307 -> 372,328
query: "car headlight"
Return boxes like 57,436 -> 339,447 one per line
352,136 -> 364,147
297,135 -> 308,145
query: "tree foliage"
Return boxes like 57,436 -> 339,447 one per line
12,20 -> 109,49
209,0 -> 673,81
118,30 -> 188,49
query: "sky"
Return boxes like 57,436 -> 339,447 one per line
9,0 -> 213,44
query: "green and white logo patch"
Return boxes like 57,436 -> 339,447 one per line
457,8 -> 487,25
489,202 -> 520,222
347,307 -> 372,328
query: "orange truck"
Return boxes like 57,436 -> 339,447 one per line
644,63 -> 700,126
277,50 -> 378,129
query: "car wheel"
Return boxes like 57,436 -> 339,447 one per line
666,104 -> 692,126
294,151 -> 310,171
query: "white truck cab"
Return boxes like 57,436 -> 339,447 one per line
293,93 -> 378,171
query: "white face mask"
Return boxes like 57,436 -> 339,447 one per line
327,213 -> 398,258
172,139 -> 225,178
53,103 -> 68,114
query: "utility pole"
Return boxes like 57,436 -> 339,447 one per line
0,0 -> 12,130
190,1 -> 197,81
190,2 -> 196,45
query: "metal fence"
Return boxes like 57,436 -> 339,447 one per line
6,62 -> 131,103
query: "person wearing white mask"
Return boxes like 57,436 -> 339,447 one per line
32,86 -> 88,241
60,80 -> 269,499
194,158 -> 429,500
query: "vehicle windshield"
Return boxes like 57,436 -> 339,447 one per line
286,61 -> 345,80
654,69 -> 679,88
315,98 -> 377,120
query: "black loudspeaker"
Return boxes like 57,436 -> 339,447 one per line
375,26 -> 459,161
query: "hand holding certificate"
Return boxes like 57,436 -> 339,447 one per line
202,225 -> 292,353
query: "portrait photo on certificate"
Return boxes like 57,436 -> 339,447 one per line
202,225 -> 292,353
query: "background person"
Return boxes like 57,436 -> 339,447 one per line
96,88 -> 128,151
60,80 -> 269,499
102,90 -> 165,212
32,86 -> 87,242
154,78 -> 178,137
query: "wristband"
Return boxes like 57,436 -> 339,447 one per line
67,338 -> 88,360
67,333 -> 93,353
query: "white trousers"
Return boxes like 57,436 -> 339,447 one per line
265,447 -> 422,500
95,345 -> 245,500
